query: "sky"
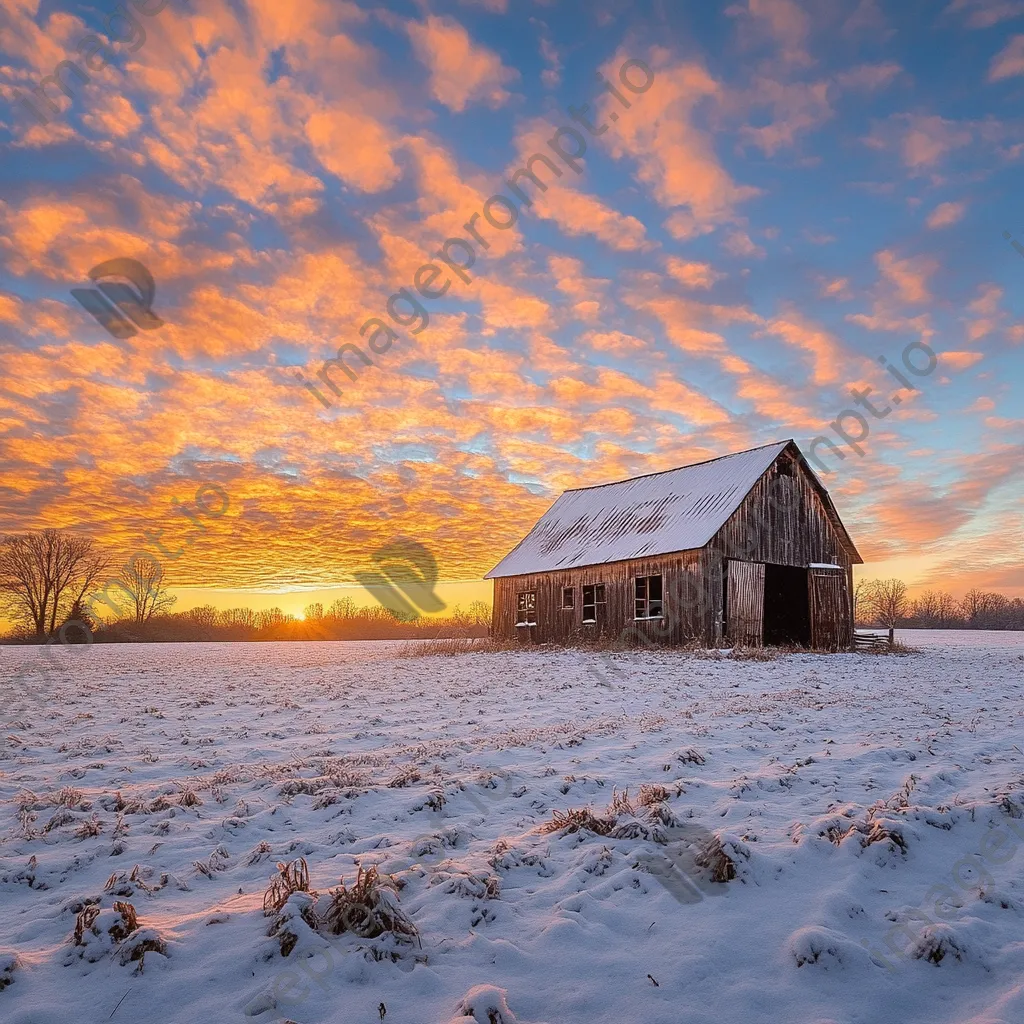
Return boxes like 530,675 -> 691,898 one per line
0,0 -> 1022,621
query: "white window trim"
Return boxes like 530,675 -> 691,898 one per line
633,614 -> 665,621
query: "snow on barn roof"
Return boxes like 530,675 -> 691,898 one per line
487,440 -> 816,579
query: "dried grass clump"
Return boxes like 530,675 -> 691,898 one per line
407,636 -> 519,658
267,892 -> 318,957
109,901 -> 138,942
321,866 -> 419,944
431,869 -> 500,901
73,905 -> 100,945
387,765 -> 422,788
118,928 -> 167,969
0,952 -> 17,991
74,815 -> 103,840
279,772 -> 366,799
263,858 -> 315,916
999,794 -> 1023,819
176,787 -> 202,807
44,808 -> 75,832
608,788 -> 636,818
861,820 -> 908,854
691,647 -> 725,660
677,748 -> 706,766
248,841 -> 273,865
540,807 -> 617,836
104,864 -> 167,897
71,900 -> 164,969
856,639 -> 919,656
728,645 -> 779,662
543,785 -> 683,840
694,836 -> 737,882
823,822 -> 854,845
912,926 -> 966,965
636,784 -> 669,807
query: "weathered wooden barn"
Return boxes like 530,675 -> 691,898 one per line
486,440 -> 862,650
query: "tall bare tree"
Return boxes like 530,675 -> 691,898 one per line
864,578 -> 909,645
0,529 -> 109,638
116,556 -> 176,625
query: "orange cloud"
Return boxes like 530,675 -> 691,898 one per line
305,109 -> 402,193
665,258 -> 724,289
941,351 -> 985,369
876,249 -> 937,304
508,120 -> 649,251
762,307 -> 848,385
989,34 -> 1024,80
926,200 -> 967,228
407,15 -> 517,112
820,277 -> 853,300
730,0 -> 813,68
600,51 -> 761,233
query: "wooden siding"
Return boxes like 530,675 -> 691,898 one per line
726,560 -> 765,645
810,569 -> 851,651
491,551 -> 703,645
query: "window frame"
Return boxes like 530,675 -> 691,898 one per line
561,586 -> 575,610
515,590 -> 537,626
581,582 -> 606,624
634,573 -> 664,620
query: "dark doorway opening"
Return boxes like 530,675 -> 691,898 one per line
763,564 -> 810,646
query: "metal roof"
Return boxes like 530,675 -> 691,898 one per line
487,440 -> 795,578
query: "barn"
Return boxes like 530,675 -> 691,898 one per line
485,439 -> 862,650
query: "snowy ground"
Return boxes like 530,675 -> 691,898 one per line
1,633 -> 1023,1024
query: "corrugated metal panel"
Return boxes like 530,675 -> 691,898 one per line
486,441 -> 790,578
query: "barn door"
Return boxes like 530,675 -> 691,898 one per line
727,560 -> 765,646
809,570 -> 850,651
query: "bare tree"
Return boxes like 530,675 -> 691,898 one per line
0,530 -> 110,639
116,555 -> 176,625
934,591 -> 960,626
328,597 -> 357,620
910,590 -> 941,626
220,607 -> 257,631
468,599 -> 491,627
864,578 -> 909,645
853,579 -> 870,625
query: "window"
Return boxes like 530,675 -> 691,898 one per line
516,591 -> 537,626
634,574 -> 663,619
561,587 -> 574,610
582,583 -> 605,623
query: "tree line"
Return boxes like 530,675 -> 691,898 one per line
0,528 -> 488,644
855,578 -> 1024,642
92,598 -> 491,643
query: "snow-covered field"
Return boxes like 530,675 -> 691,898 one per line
1,633 -> 1023,1024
